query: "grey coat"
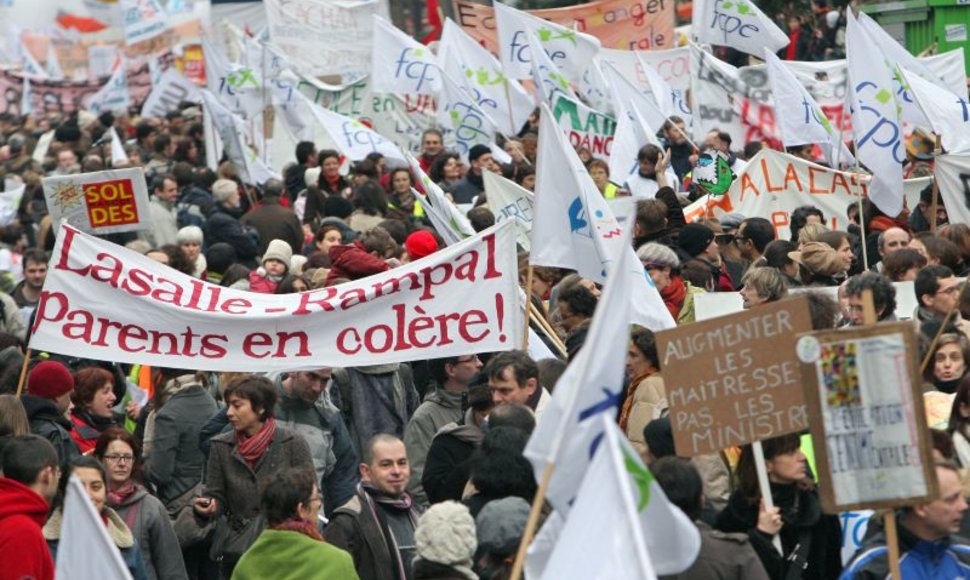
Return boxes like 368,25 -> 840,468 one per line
146,385 -> 217,504
203,426 -> 313,520
114,486 -> 188,580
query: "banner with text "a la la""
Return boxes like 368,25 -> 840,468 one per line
42,168 -> 152,235
31,222 -> 523,372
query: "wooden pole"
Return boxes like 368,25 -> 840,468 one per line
930,134 -> 942,235
510,461 -> 554,580
529,301 -> 568,359
752,440 -> 784,554
858,196 -> 869,271
522,265 -> 535,349
15,348 -> 30,396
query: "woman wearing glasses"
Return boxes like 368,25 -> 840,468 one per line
94,427 -> 187,580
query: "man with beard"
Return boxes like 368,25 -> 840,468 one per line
625,144 -> 679,198
661,116 -> 693,183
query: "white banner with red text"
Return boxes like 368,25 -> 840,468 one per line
31,221 -> 523,371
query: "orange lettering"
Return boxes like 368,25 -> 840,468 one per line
808,166 -> 828,194
762,159 -> 783,192
783,163 -> 803,191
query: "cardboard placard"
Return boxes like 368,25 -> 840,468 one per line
42,168 -> 152,235
657,296 -> 813,456
797,322 -> 937,513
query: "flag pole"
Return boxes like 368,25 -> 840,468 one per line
752,440 -> 784,554
522,265 -> 535,348
14,348 -> 30,396
930,134 -> 942,234
510,461 -> 554,580
529,301 -> 568,358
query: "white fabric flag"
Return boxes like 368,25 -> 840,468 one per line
765,50 -> 854,168
578,59 -> 614,116
371,16 -> 442,96
439,18 -> 533,135
0,184 -> 24,226
406,152 -> 477,242
531,102 -> 675,330
437,72 -> 503,162
56,476 -> 134,580
846,12 -> 905,217
45,43 -> 64,80
484,171 -> 534,251
141,67 -> 202,118
528,29 -> 578,105
120,0 -> 170,46
494,2 -> 600,82
539,417 -> 701,578
201,90 -> 280,185
601,62 -> 664,184
308,97 -> 406,164
634,52 -> 674,116
110,128 -> 129,166
935,154 -> 970,226
21,44 -> 48,79
693,0 -> 788,57
20,75 -> 32,117
202,39 -> 263,119
87,59 -> 130,114
899,66 -> 970,154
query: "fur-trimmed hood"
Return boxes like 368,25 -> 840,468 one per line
43,506 -> 135,549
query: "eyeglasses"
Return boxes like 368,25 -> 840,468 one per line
103,454 -> 134,464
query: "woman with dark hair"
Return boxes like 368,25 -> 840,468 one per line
882,248 -> 927,282
94,428 -> 186,580
921,234 -> 964,273
429,153 -> 461,192
947,375 -> 970,467
923,333 -> 970,394
940,223 -> 970,275
385,167 -> 423,221
193,376 -> 312,577
463,427 -> 537,517
172,138 -> 199,166
715,434 -> 842,579
347,181 -> 388,234
620,327 -> 665,455
274,275 -> 309,294
232,468 -> 358,580
44,456 -> 150,580
318,150 -> 351,197
70,367 -> 118,454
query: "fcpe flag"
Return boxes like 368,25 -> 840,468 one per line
201,91 -> 280,186
693,0 -> 788,57
531,102 -> 674,330
899,67 -> 970,154
406,152 -> 476,244
846,12 -> 904,217
86,59 -> 129,114
308,97 -> 406,164
371,16 -> 442,96
538,417 -> 701,578
437,73 -> 503,162
528,29 -> 578,105
494,1 -> 600,82
484,171 -> 534,251
56,476 -> 134,580
765,50 -> 854,168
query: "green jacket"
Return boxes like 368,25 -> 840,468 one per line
232,529 -> 359,580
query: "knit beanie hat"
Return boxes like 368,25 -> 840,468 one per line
211,179 -> 238,203
789,241 -> 845,277
262,240 -> 293,268
405,230 -> 438,261
468,144 -> 492,163
205,243 -> 237,274
414,501 -> 477,580
476,496 -> 531,556
27,360 -> 75,400
177,225 -> 204,245
676,223 -> 715,258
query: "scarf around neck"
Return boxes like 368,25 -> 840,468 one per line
661,276 -> 687,319
107,480 -> 138,509
359,481 -> 418,580
271,518 -> 323,542
235,417 -> 277,468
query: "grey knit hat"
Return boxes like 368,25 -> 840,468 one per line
413,501 -> 477,580
476,496 -> 531,556
262,239 -> 293,268
176,225 -> 203,244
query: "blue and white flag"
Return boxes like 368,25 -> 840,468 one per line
86,58 -> 129,114
900,66 -> 970,154
693,0 -> 788,57
371,15 -> 441,96
437,72 -> 503,162
528,29 -> 578,105
308,98 -> 406,164
494,1 -> 600,82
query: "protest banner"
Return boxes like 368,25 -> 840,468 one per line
121,0 -> 170,46
682,149 -> 932,240
140,67 -> 202,118
796,322 -> 937,512
0,63 -> 153,117
42,168 -> 152,235
600,47 -> 690,92
656,296 -> 813,456
550,94 -> 615,160
453,0 -> 675,53
264,0 -> 382,79
31,221 -> 523,372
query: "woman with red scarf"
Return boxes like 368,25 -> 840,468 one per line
638,242 -> 706,325
318,150 -> 352,198
193,376 -> 313,578
233,468 -> 358,580
94,427 -> 186,580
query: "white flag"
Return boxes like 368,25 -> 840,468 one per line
539,417 -> 701,578
935,154 -> 970,226
765,50 -> 854,168
121,0 -> 170,46
110,128 -> 129,167
439,18 -> 533,135
437,73 -> 502,162
693,0 -> 788,57
141,67 -> 202,118
406,152 -> 477,245
899,67 -> 970,154
601,62 -> 665,184
0,184 -> 24,226
484,171 -> 534,251
634,52 -> 674,117
45,43 -> 64,80
846,12 -> 904,217
56,476 -> 133,580
21,44 -> 48,79
308,98 -> 406,164
202,39 -> 263,118
578,59 -> 614,116
371,16 -> 442,96
494,2 -> 600,82
531,102 -> 675,330
20,75 -> 32,117
87,58 -> 130,114
528,30 -> 578,105
201,90 -> 280,185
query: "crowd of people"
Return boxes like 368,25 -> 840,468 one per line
0,76 -> 967,580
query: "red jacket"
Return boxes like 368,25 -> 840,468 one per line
69,413 -> 101,455
248,270 -> 280,294
0,478 -> 54,580
325,241 -> 389,286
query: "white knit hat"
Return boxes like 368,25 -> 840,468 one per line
262,239 -> 293,269
177,225 -> 203,244
413,501 -> 477,580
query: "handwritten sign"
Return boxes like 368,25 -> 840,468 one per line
42,168 -> 152,235
797,322 -> 937,512
657,296 -> 813,456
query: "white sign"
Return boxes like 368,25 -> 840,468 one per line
42,168 -> 152,235
945,24 -> 968,43
31,221 -> 523,371
121,0 -> 170,45
141,68 -> 202,118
